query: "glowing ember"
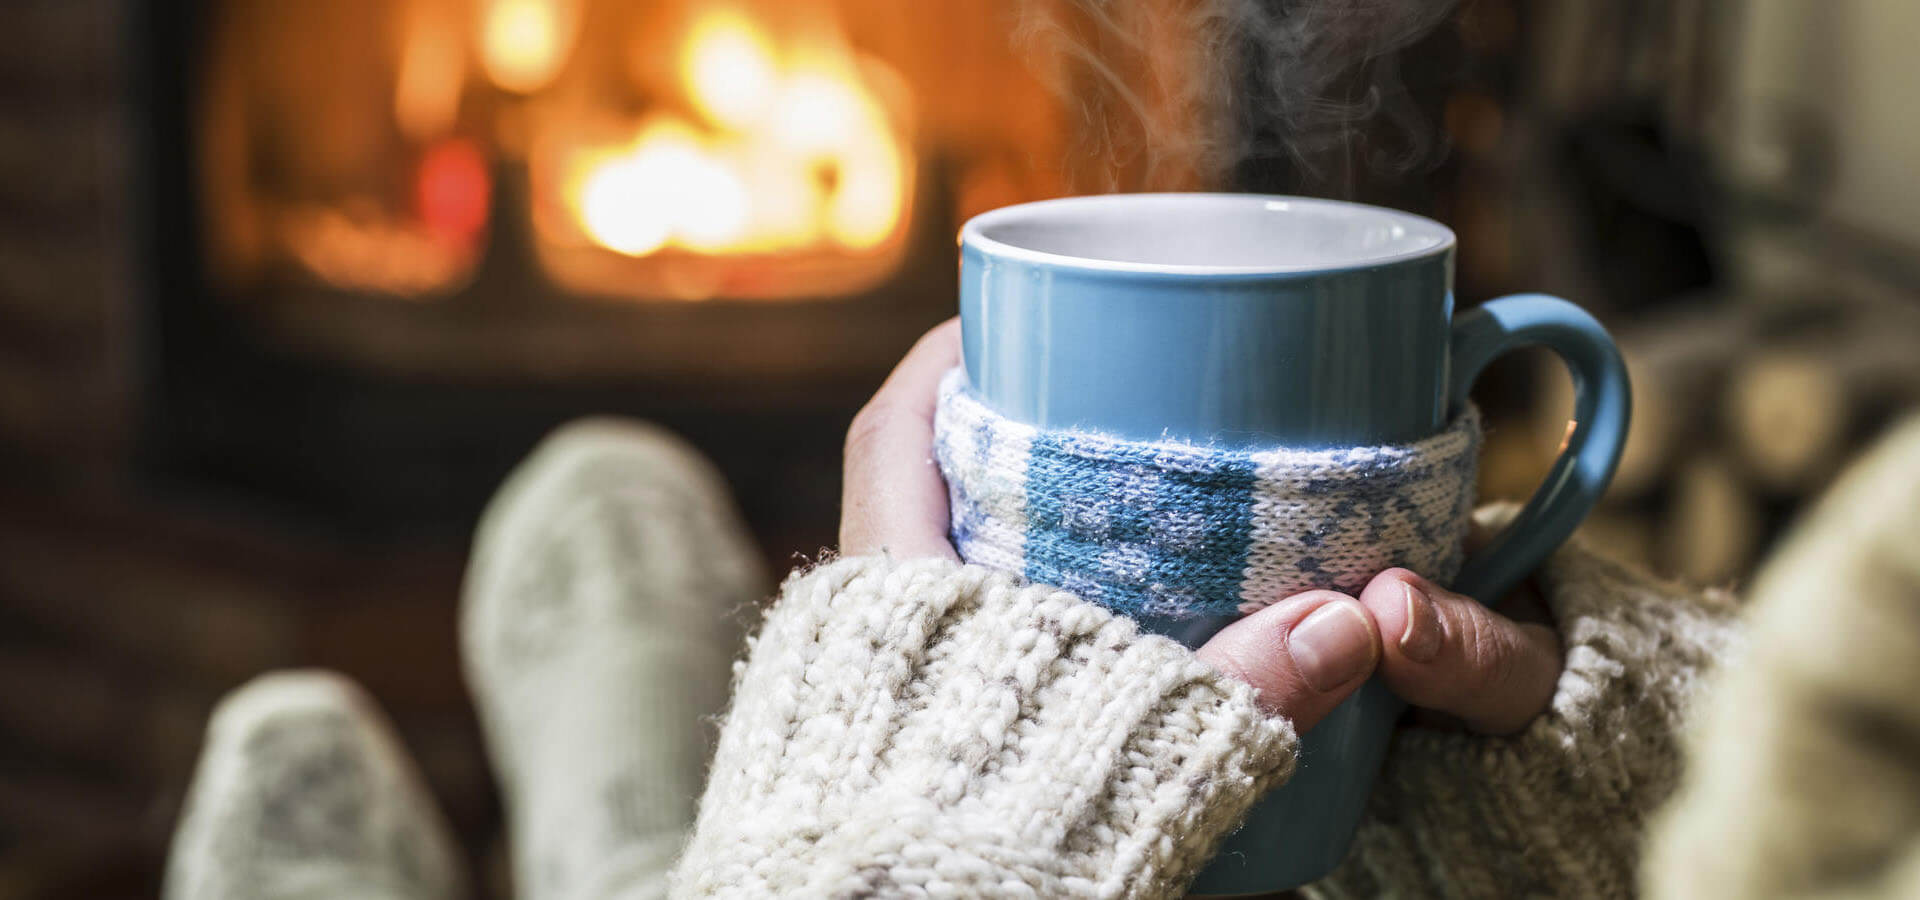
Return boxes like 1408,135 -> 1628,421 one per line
416,138 -> 491,247
284,209 -> 474,298
566,12 -> 907,258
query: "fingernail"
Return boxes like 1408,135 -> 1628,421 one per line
1399,582 -> 1442,663
1290,602 -> 1376,692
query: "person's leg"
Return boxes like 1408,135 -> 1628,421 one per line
164,671 -> 467,900
462,418 -> 765,900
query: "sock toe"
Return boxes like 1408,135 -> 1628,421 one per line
459,419 -> 764,900
165,671 -> 465,900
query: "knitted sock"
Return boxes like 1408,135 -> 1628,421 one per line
934,369 -> 1482,618
461,419 -> 765,900
163,671 -> 467,900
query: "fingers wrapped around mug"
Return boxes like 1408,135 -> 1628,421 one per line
1357,568 -> 1563,735
1196,592 -> 1383,732
840,319 -> 962,562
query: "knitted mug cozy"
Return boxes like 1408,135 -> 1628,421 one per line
933,369 -> 1484,619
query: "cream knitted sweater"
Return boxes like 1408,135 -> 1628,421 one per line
670,558 -> 1297,897
670,535 -> 1736,898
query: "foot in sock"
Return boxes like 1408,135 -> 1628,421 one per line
163,670 -> 466,900
462,418 -> 766,900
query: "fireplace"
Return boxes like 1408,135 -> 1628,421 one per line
138,0 -> 1095,538
199,0 -> 932,308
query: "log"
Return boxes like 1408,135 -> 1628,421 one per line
1724,349 -> 1847,493
1726,326 -> 1920,493
1658,451 -> 1763,585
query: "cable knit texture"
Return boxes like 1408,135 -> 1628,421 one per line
669,556 -> 1299,899
934,369 -> 1482,618
167,415 -> 1853,900
1309,526 -> 1741,900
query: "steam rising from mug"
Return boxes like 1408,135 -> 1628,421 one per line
1016,0 -> 1459,193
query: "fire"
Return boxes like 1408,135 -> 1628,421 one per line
565,12 -> 908,259
685,11 -> 779,131
575,121 -> 751,256
395,0 -> 465,141
480,0 -> 579,94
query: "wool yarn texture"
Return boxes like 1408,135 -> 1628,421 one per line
162,672 -> 468,900
1313,512 -> 1741,900
933,369 -> 1484,618
162,411 -> 1798,900
671,556 -> 1298,898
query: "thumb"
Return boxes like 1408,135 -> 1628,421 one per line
1358,568 -> 1562,735
1196,592 -> 1380,732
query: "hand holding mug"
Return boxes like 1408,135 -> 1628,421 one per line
840,320 -> 1562,735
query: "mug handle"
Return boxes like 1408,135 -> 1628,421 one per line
1447,294 -> 1632,602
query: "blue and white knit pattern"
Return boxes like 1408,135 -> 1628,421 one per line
933,369 -> 1483,619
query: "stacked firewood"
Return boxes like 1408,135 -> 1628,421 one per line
1519,293 -> 1920,586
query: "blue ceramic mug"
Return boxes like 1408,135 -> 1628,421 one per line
954,193 -> 1629,894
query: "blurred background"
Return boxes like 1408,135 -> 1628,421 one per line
2,0 -> 1918,895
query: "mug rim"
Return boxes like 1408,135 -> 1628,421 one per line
960,192 -> 1456,277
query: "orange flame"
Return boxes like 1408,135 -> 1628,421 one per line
565,11 -> 908,258
479,0 -> 579,94
395,1 -> 465,140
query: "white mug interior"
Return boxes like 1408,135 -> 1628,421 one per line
962,192 -> 1455,274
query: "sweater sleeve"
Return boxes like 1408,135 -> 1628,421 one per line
1310,537 -> 1743,900
1643,415 -> 1920,900
669,556 -> 1298,899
